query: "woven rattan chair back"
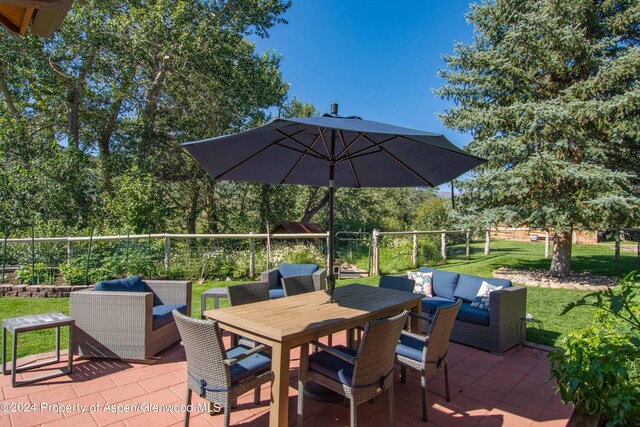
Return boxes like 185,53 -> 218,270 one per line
353,310 -> 409,389
172,310 -> 231,398
424,300 -> 461,376
282,275 -> 316,297
227,282 -> 269,306
379,275 -> 415,293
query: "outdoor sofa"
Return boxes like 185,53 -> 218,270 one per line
70,276 -> 192,360
261,263 -> 326,299
402,267 -> 526,354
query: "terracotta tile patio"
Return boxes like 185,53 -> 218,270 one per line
0,332 -> 572,427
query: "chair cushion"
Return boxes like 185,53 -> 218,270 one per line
278,264 -> 318,279
226,345 -> 272,383
152,304 -> 186,330
396,333 -> 424,362
94,275 -> 145,293
418,267 -> 459,299
453,274 -> 485,302
421,296 -> 457,314
268,288 -> 285,299
308,345 -> 357,386
457,303 -> 490,326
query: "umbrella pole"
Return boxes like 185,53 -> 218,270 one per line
327,165 -> 335,303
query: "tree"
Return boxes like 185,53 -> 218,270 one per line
437,0 -> 640,276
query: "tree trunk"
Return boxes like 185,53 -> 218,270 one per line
186,183 -> 200,234
550,228 -> 572,277
0,61 -> 19,118
204,178 -> 217,233
301,187 -> 329,223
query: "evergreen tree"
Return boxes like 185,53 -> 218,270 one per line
437,0 -> 640,276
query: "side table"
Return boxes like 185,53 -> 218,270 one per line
2,312 -> 74,387
200,287 -> 229,318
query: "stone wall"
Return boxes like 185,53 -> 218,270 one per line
0,284 -> 92,298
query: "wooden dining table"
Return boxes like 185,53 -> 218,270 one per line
203,283 -> 424,427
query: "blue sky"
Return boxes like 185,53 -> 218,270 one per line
251,1 -> 476,150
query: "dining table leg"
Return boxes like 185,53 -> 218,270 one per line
411,301 -> 422,333
269,341 -> 291,427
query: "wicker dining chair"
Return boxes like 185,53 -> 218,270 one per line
379,275 -> 415,293
395,299 -> 461,422
226,282 -> 270,348
172,310 -> 273,427
297,310 -> 409,427
281,274 -> 317,297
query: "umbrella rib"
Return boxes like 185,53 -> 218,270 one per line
338,130 -> 360,187
274,129 -> 329,160
212,135 -> 289,180
334,132 -> 366,159
318,127 -> 331,158
336,135 -> 396,162
280,133 -> 324,184
360,134 -> 435,187
274,141 -> 326,161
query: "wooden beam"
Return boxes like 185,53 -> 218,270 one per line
19,7 -> 34,35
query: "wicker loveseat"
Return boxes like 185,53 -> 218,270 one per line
70,277 -> 192,360
403,267 -> 526,354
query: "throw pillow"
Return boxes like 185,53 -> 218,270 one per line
470,280 -> 504,311
407,271 -> 433,297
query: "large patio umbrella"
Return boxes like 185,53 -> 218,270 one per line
0,0 -> 72,38
182,105 -> 486,302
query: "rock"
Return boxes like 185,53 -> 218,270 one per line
25,285 -> 40,292
525,281 -> 539,287
55,286 -> 72,292
18,292 -> 32,297
31,292 -> 49,298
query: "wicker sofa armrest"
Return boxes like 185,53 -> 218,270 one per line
70,290 -> 153,333
489,286 -> 527,324
312,268 -> 327,291
144,280 -> 192,315
261,268 -> 279,289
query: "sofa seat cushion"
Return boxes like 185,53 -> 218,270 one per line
308,345 -> 357,386
268,288 -> 285,299
152,304 -> 186,330
396,333 -> 424,362
226,345 -> 272,383
419,267 -> 459,299
278,263 -> 318,279
94,275 -> 145,293
457,303 -> 490,326
422,296 -> 456,314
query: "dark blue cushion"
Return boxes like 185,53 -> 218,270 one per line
94,275 -> 145,293
421,296 -> 456,314
379,275 -> 415,293
226,345 -> 271,383
396,333 -> 424,362
308,345 -> 357,386
152,304 -> 186,330
457,303 -> 490,326
419,267 -> 459,299
278,264 -> 318,279
268,288 -> 285,299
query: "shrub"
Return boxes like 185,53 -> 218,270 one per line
549,271 -> 640,425
16,262 -> 54,285
59,262 -> 86,286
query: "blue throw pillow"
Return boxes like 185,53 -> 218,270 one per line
94,275 -> 145,292
419,267 -> 459,299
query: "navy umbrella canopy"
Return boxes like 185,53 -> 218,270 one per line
182,108 -> 486,301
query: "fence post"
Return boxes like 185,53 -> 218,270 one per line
2,227 -> 7,285
412,230 -> 418,268
484,229 -> 491,255
84,227 -> 94,286
372,229 -> 379,276
545,231 -> 550,259
441,231 -> 447,260
615,229 -> 620,262
164,236 -> 171,273
67,240 -> 73,262
249,233 -> 255,279
465,229 -> 471,259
